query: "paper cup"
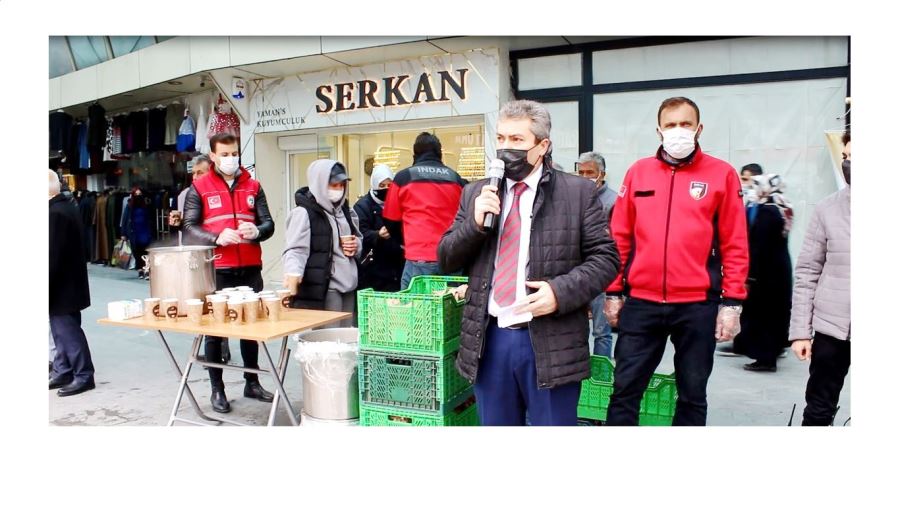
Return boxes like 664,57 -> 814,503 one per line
263,297 -> 281,322
143,298 -> 161,321
186,299 -> 204,325
162,298 -> 179,322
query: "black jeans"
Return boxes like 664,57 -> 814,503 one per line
802,332 -> 851,426
606,298 -> 718,426
206,267 -> 264,389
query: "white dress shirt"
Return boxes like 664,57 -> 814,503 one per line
488,165 -> 543,323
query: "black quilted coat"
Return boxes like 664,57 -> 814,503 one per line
438,168 -> 620,389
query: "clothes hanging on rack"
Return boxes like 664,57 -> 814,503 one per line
164,103 -> 185,146
126,111 -> 148,153
78,192 -> 96,262
94,193 -> 110,262
103,119 -> 114,162
176,115 -> 196,153
77,122 -> 90,170
148,107 -> 167,151
111,116 -> 125,155
49,111 -> 73,152
195,105 -> 210,154
87,103 -> 107,149
207,110 -> 240,139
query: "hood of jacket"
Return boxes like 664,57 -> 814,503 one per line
301,159 -> 346,210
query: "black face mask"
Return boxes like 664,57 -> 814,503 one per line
841,159 -> 851,186
373,188 -> 388,201
497,143 -> 543,182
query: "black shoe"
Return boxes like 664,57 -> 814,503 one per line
50,375 -> 73,390
743,361 -> 777,372
57,378 -> 96,397
244,381 -> 274,403
211,388 -> 231,413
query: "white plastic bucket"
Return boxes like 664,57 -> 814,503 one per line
294,328 -> 359,421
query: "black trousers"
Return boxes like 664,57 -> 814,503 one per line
206,267 -> 263,389
50,312 -> 95,382
606,298 -> 718,426
802,332 -> 851,426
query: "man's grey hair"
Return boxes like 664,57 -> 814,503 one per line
499,100 -> 552,141
577,151 -> 606,172
193,154 -> 211,165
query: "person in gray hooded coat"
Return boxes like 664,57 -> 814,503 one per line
283,159 -> 363,326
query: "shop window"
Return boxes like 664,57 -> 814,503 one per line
49,36 -> 74,78
517,53 -> 582,91
68,36 -> 111,70
109,36 -> 156,58
543,101 -> 579,173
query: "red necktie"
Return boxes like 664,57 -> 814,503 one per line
493,182 -> 528,307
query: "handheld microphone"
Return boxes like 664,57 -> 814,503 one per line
483,159 -> 505,232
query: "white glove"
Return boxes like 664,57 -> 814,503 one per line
715,305 -> 742,342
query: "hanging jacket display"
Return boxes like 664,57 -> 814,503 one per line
176,115 -> 196,153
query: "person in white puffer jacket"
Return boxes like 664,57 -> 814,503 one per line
789,130 -> 851,426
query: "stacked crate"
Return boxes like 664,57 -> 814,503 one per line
356,276 -> 478,426
577,355 -> 678,425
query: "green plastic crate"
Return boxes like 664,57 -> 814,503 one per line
359,395 -> 479,427
357,276 -> 468,357
359,350 -> 472,412
577,355 -> 678,426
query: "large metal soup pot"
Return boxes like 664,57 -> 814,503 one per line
145,246 -> 218,316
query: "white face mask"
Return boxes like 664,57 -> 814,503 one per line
328,189 -> 344,204
659,126 -> 698,160
217,156 -> 239,176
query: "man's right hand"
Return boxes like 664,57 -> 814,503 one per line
792,339 -> 813,361
474,184 -> 501,228
378,226 -> 391,240
604,296 -> 625,327
283,275 -> 302,296
216,228 -> 242,246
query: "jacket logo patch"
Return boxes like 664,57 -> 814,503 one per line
247,196 -> 255,208
207,195 -> 222,209
618,184 -> 627,198
689,181 -> 708,201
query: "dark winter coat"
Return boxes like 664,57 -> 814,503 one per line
438,168 -> 621,388
50,194 -> 91,316
354,192 -> 405,292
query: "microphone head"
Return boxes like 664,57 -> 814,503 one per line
487,158 -> 505,179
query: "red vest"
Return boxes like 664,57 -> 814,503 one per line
192,169 -> 263,269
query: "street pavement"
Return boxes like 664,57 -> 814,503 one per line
49,264 -> 850,426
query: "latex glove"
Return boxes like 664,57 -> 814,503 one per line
715,305 -> 742,342
238,221 -> 260,240
792,339 -> 812,361
216,228 -> 242,246
604,296 -> 625,327
517,281 -> 559,317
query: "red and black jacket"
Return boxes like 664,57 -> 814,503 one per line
607,147 -> 749,304
182,167 -> 274,270
382,153 -> 467,262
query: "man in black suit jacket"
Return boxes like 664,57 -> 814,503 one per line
49,169 -> 95,397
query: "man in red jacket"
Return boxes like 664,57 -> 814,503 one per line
603,97 -> 749,426
183,133 -> 276,414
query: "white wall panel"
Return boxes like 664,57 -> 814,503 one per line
229,37 -> 320,66
97,51 -> 140,98
49,78 -> 61,110
190,36 -> 230,73
139,37 -> 191,86
593,37 -> 848,84
517,53 -> 581,90
59,67 -> 99,106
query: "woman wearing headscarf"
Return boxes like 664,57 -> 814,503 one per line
354,164 -> 405,293
735,173 -> 794,372
121,187 -> 153,279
